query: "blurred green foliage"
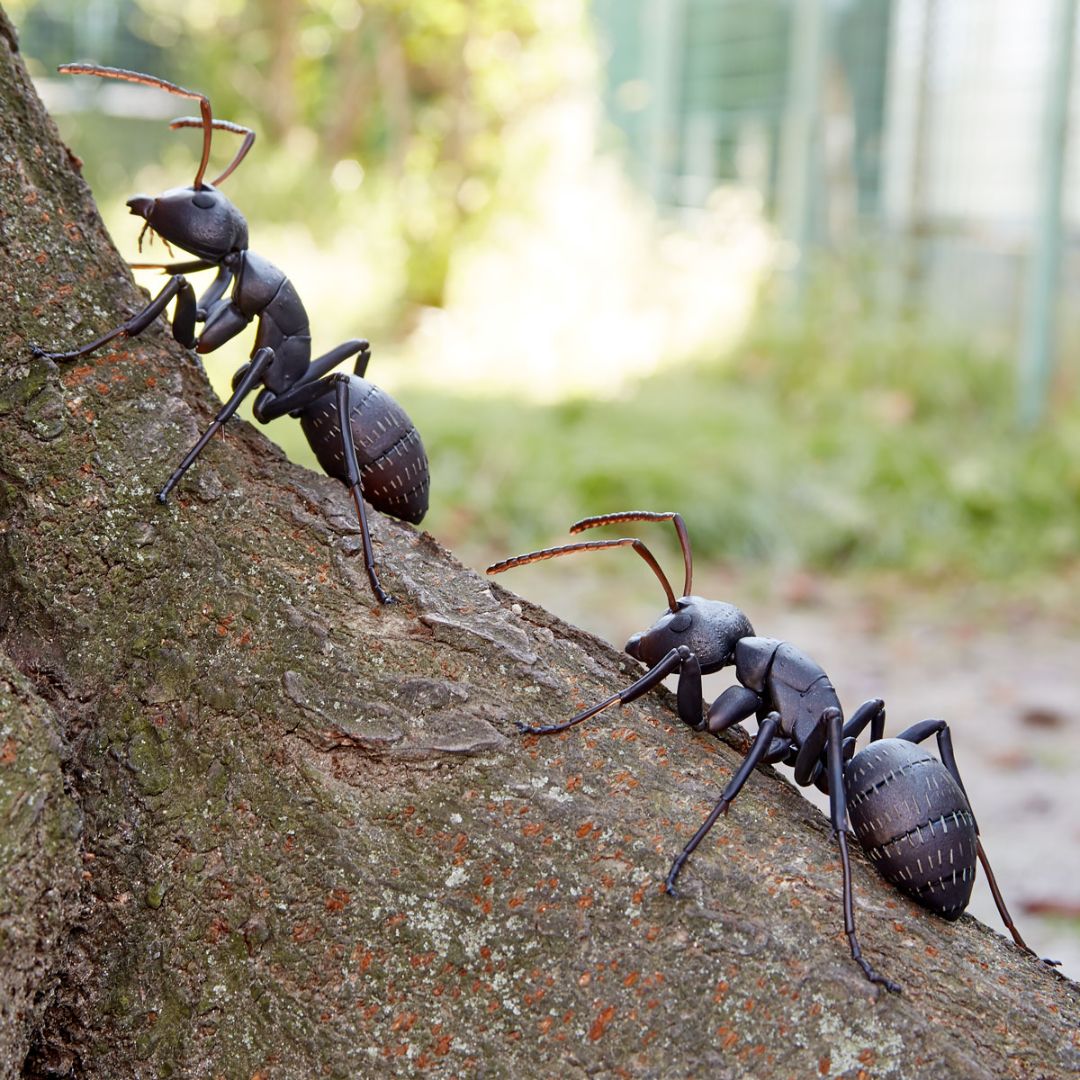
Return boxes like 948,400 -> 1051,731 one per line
13,0 -> 578,311
381,273 -> 1080,585
13,1 -> 1080,591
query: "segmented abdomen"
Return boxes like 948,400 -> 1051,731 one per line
845,738 -> 977,919
300,376 -> 430,525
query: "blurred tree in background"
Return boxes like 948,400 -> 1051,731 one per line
13,0 -> 581,310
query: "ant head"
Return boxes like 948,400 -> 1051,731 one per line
487,512 -> 755,675
59,65 -> 256,256
625,597 -> 753,673
127,184 -> 248,260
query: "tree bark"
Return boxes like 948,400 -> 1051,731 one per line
0,12 -> 1077,1078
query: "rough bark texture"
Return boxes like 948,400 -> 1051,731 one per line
0,12 -> 1078,1078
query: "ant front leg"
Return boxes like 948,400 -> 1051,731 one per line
194,265 -> 234,321
704,683 -> 791,760
519,646 -> 696,735
895,718 -> 1059,967
31,275 -> 198,360
705,684 -> 762,735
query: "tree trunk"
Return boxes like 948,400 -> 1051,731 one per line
0,13 -> 1077,1078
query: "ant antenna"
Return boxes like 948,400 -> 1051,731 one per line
58,63 -> 215,188
487,537 -> 679,612
571,511 -> 693,597
169,117 -> 255,185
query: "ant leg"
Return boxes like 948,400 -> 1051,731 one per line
252,344 -> 369,418
330,375 -> 392,604
31,275 -> 196,360
894,717 -> 966,782
129,258 -> 217,275
157,347 -> 272,502
198,300 -> 251,352
971,838 -> 1059,963
843,698 -> 886,743
194,265 -> 234,320
665,711 -> 781,895
761,735 -> 793,764
675,651 -> 704,730
354,342 -> 372,378
295,340 -> 370,389
792,709 -> 831,786
895,718 -> 1058,964
823,706 -> 902,992
705,685 -> 762,736
812,698 -> 885,793
520,646 -> 691,735
250,374 -> 337,422
249,373 -> 393,604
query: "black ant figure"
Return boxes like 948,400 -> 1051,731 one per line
488,511 -> 1056,992
31,64 -> 429,604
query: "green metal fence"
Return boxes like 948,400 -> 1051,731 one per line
590,0 -> 1079,425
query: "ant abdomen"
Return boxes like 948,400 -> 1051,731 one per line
300,376 -> 429,525
846,738 -> 977,919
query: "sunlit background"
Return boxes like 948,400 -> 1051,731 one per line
10,0 -> 1080,975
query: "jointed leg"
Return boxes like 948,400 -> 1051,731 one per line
843,698 -> 886,743
194,265 -> 234,320
822,706 -> 901,992
334,375 -> 392,604
157,347 -> 272,502
812,698 -> 886,793
295,339 -> 371,390
249,342 -> 368,412
520,645 -> 693,735
32,275 -> 197,360
251,371 -> 392,604
665,711 -> 781,895
705,684 -> 762,736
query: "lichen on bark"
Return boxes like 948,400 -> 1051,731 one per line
0,7 -> 1078,1078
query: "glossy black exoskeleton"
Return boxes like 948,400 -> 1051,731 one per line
31,64 -> 428,603
488,510 -> 1055,992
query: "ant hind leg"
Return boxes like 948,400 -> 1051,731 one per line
822,706 -> 902,992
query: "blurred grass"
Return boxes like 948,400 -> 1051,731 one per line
323,274 -> 1080,588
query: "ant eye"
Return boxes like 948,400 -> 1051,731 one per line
192,192 -> 216,209
669,611 -> 692,632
